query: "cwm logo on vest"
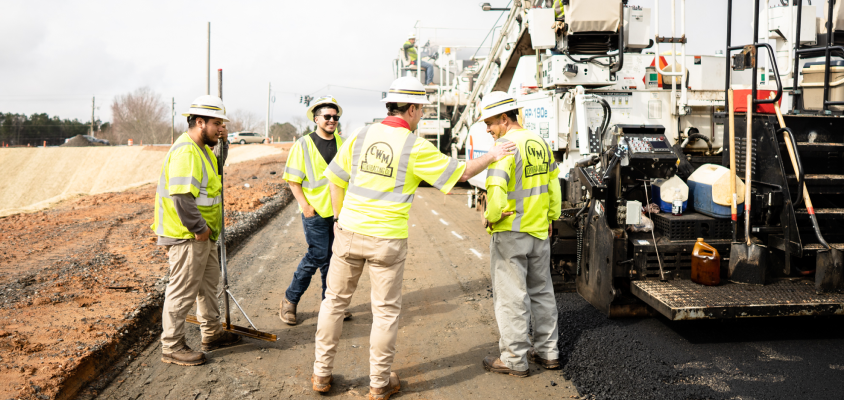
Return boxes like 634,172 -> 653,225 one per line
361,142 -> 395,177
524,139 -> 549,177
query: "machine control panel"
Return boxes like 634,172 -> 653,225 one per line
625,135 -> 673,155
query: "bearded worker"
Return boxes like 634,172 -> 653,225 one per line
151,95 -> 242,366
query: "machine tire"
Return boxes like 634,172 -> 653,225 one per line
239,140 -> 246,145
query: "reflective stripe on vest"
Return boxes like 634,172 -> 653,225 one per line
154,140 -> 221,234
298,137 -> 330,189
348,125 -> 416,204
498,137 -> 551,231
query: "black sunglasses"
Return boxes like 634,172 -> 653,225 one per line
320,114 -> 340,121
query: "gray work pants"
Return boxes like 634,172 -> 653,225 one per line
490,231 -> 560,371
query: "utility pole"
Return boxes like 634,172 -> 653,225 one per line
171,97 -> 175,144
91,96 -> 95,138
266,82 -> 271,138
206,22 -> 211,95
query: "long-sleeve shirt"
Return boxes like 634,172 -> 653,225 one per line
157,140 -> 227,246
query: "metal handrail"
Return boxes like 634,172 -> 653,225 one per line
777,127 -> 804,208
727,43 -> 784,104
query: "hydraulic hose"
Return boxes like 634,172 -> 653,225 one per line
680,133 -> 713,155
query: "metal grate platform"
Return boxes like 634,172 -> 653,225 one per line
631,279 -> 844,320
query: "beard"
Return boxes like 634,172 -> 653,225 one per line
202,124 -> 219,147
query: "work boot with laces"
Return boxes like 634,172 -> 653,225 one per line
482,356 -> 529,377
311,374 -> 333,393
368,372 -> 401,400
161,345 -> 206,366
279,296 -> 297,325
528,347 -> 560,369
201,330 -> 242,352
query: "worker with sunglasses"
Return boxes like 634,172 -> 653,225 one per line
280,96 -> 352,325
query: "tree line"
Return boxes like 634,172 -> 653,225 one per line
0,113 -> 103,146
1,87 -> 313,147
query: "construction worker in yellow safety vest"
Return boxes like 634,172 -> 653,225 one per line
280,96 -> 353,325
403,33 -> 434,85
480,91 -> 562,378
151,95 -> 242,366
311,76 -> 516,399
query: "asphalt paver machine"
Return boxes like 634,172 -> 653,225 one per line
564,0 -> 844,320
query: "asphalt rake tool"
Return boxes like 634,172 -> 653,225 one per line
728,94 -> 768,285
186,69 -> 278,342
772,98 -> 843,293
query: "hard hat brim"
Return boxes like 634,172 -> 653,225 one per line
181,112 -> 230,122
479,103 -> 521,120
306,102 -> 343,122
380,95 -> 431,105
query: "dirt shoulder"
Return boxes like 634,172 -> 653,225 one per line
0,150 -> 291,400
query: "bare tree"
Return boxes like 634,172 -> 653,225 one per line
226,109 -> 264,133
111,87 -> 169,144
291,116 -> 312,137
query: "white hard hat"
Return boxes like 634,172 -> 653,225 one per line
479,91 -> 520,120
408,32 -> 416,39
381,76 -> 431,105
181,95 -> 229,122
307,95 -> 343,121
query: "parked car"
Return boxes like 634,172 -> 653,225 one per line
229,132 -> 266,144
84,135 -> 110,145
63,135 -> 110,146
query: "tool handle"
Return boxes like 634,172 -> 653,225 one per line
745,94 -> 753,246
728,89 -> 737,222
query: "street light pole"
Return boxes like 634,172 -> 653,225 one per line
266,82 -> 271,138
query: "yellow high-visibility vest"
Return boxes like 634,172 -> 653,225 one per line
151,132 -> 223,241
283,132 -> 344,218
484,128 -> 562,239
403,41 -> 418,62
324,122 -> 466,239
554,0 -> 564,20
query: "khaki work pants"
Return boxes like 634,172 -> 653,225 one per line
490,231 -> 559,371
160,239 -> 223,353
313,227 -> 407,388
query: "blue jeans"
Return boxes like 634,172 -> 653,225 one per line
285,214 -> 335,304
420,61 -> 434,84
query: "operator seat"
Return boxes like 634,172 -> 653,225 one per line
563,0 -> 622,54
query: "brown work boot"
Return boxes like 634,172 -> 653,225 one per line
369,372 -> 401,400
201,330 -> 242,352
482,356 -> 529,377
311,374 -> 333,393
344,310 -> 353,320
161,345 -> 206,366
279,296 -> 297,325
528,347 -> 561,369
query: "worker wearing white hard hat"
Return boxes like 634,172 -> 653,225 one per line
480,91 -> 562,378
153,94 -> 241,367
311,77 -> 516,398
280,95 -> 352,326
402,33 -> 435,85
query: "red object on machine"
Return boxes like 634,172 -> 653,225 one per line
732,89 -> 781,114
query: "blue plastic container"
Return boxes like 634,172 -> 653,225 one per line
686,164 -> 743,219
687,180 -> 741,219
